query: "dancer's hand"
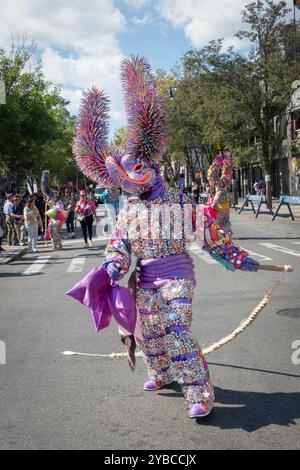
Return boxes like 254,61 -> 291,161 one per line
106,261 -> 122,280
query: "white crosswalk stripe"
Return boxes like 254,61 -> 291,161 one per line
21,256 -> 52,276
188,242 -> 218,264
240,246 -> 273,261
63,236 -> 108,246
18,241 -> 298,276
67,257 -> 86,273
259,242 -> 300,258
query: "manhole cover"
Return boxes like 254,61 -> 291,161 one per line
276,308 -> 300,319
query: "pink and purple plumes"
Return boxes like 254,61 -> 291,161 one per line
73,56 -> 166,196
73,88 -> 115,187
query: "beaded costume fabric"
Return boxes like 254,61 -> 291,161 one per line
105,192 -> 214,406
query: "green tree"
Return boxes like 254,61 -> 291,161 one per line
111,125 -> 128,148
183,0 -> 300,202
0,40 -> 77,189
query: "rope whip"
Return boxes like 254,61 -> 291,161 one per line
63,267 -> 291,359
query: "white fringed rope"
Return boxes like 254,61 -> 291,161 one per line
203,277 -> 283,355
63,350 -> 145,358
63,273 -> 286,359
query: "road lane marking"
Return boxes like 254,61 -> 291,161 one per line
21,256 -> 52,276
67,257 -> 86,273
188,242 -> 218,264
259,243 -> 300,258
63,236 -> 108,246
240,246 -> 273,261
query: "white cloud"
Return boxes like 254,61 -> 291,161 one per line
125,0 -> 151,9
155,0 -> 249,49
42,47 -> 124,119
0,0 -> 127,132
131,14 -> 152,25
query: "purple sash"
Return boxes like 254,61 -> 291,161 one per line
66,253 -> 195,335
137,252 -> 195,288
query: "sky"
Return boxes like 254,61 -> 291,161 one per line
0,0 -> 293,137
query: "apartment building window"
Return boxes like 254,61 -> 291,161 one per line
291,111 -> 300,141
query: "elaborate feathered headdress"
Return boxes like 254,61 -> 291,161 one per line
73,56 -> 166,194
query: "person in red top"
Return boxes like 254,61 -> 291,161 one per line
75,190 -> 96,247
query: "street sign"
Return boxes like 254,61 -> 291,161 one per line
0,80 -> 6,104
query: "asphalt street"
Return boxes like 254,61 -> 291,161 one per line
0,207 -> 300,450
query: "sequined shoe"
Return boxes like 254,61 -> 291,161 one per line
143,378 -> 172,391
188,402 -> 213,418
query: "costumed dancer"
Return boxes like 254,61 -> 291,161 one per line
208,151 -> 234,237
41,171 -> 67,250
66,57 -> 268,419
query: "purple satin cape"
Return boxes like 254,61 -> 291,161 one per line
137,252 -> 195,288
66,266 -> 137,334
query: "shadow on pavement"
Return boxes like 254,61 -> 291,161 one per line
209,361 -> 300,379
0,272 -> 44,278
200,386 -> 300,431
157,379 -> 300,431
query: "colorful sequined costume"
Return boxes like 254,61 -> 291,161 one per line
67,57 -> 259,418
104,191 -> 214,407
211,188 -> 232,235
41,171 -> 67,250
208,152 -> 234,236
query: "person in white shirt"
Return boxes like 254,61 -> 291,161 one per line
24,196 -> 43,253
3,194 -> 16,245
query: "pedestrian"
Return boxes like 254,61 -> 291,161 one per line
231,176 -> 238,207
24,196 -> 43,253
3,194 -> 16,246
34,190 -> 46,239
11,195 -> 25,246
75,190 -> 96,247
0,199 -> 6,253
63,189 -> 76,238
192,183 -> 200,204
253,180 -> 260,195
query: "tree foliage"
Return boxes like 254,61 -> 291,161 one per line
0,40 -> 77,189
